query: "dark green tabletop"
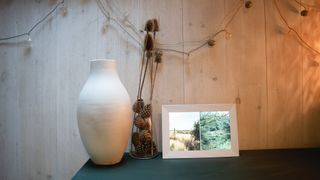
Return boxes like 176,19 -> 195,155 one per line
73,149 -> 320,180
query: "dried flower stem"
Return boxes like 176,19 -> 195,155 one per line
137,51 -> 146,99
139,55 -> 150,99
150,62 -> 159,100
150,55 -> 154,100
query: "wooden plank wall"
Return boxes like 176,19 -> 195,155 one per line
0,0 -> 319,179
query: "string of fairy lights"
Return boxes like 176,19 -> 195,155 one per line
275,0 -> 320,55
0,0 -> 319,56
97,0 -> 243,56
0,0 -> 66,42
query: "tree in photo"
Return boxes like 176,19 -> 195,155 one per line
185,121 -> 200,150
200,112 -> 231,150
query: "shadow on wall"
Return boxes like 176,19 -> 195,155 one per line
301,5 -> 320,147
303,101 -> 320,146
266,0 -> 320,148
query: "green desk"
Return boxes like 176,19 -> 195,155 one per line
73,149 -> 320,180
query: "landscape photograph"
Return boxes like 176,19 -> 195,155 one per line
169,111 -> 231,151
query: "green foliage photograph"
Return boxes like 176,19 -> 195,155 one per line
199,112 -> 231,150
169,111 -> 231,151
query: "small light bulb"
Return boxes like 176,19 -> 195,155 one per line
123,12 -> 131,27
300,9 -> 308,16
60,4 -> 68,16
27,35 -> 32,42
245,1 -> 253,9
102,19 -> 109,32
207,39 -> 215,47
225,32 -> 232,40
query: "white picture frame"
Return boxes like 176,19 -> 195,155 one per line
162,104 -> 239,159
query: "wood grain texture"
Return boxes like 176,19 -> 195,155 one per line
301,0 -> 320,147
0,0 -> 320,179
183,0 -> 226,104
265,0 -> 304,148
226,0 -> 267,149
0,1 -> 19,179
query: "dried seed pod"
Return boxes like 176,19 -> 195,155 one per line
151,141 -> 158,153
140,104 -> 152,118
134,116 -> 146,129
135,144 -> 144,155
155,50 -> 163,63
207,39 -> 215,47
142,141 -> 151,154
155,55 -> 162,63
143,120 -> 151,130
153,19 -> 159,32
245,1 -> 252,8
301,10 -> 308,16
142,141 -> 157,154
146,50 -> 153,59
139,130 -> 152,142
155,50 -> 163,56
145,19 -> 154,32
132,132 -> 140,146
132,99 -> 144,113
144,33 -> 154,51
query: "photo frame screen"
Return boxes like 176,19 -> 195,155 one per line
169,111 -> 231,151
162,104 -> 239,159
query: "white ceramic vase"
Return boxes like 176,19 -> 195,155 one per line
77,59 -> 132,165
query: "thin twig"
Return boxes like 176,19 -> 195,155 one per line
96,0 -> 143,48
105,0 -> 142,39
187,41 -> 208,55
274,0 -> 320,55
156,48 -> 189,55
224,0 -> 244,29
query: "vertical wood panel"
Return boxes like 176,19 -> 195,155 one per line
103,0 -> 143,152
15,1 -> 59,179
0,1 -> 19,179
265,0 -> 303,148
101,0 -> 142,103
56,1 -> 98,179
301,0 -> 320,147
183,0 -> 226,104
226,0 -> 267,149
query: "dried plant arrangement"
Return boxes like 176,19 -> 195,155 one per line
129,19 -> 162,159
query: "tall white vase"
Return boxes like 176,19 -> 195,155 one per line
77,59 -> 132,165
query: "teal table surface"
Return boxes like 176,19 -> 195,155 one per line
73,149 -> 320,180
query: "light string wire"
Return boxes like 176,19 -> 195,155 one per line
274,0 -> 320,55
104,0 -> 142,40
95,0 -> 143,48
0,0 -> 242,55
1,0 -> 320,57
155,0 -> 244,56
294,0 -> 320,11
157,0 -> 242,47
0,0 -> 65,41
294,0 -> 307,10
182,0 -> 244,56
99,0 -> 243,56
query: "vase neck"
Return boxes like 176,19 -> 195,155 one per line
90,60 -> 117,75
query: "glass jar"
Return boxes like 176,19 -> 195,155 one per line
129,99 -> 158,159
